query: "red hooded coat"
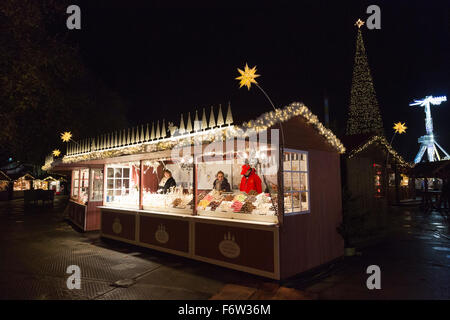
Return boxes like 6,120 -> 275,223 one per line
239,164 -> 262,194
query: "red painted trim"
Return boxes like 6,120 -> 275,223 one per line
193,162 -> 197,215
139,160 -> 144,210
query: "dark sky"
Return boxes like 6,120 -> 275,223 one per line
70,0 -> 449,161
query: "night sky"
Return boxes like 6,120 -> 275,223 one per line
69,0 -> 449,161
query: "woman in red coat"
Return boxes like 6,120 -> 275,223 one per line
239,164 -> 262,194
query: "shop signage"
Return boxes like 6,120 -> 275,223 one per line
155,224 -> 169,244
112,217 -> 122,234
219,232 -> 240,258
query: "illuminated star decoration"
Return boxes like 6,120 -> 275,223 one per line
393,122 -> 407,134
355,18 -> 365,29
52,149 -> 61,157
61,131 -> 72,142
236,63 -> 260,90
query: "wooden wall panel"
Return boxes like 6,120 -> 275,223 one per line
194,222 -> 275,273
280,150 -> 343,279
139,215 -> 189,253
275,117 -> 337,153
68,201 -> 86,230
85,201 -> 102,231
101,210 -> 136,241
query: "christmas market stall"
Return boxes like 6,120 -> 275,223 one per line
343,21 -> 413,213
11,173 -> 35,198
46,102 -> 345,279
33,178 -> 49,190
30,175 -> 67,194
342,134 -> 413,210
410,160 -> 450,209
43,175 -> 67,194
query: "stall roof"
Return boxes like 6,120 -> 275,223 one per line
43,175 -> 67,182
9,173 -> 35,181
342,133 -> 411,167
0,170 -> 11,181
45,102 -> 345,168
411,160 -> 450,178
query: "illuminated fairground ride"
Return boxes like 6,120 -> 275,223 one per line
410,95 -> 449,163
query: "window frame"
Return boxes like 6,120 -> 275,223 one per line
283,148 -> 310,216
104,163 -> 140,208
89,168 -> 104,201
71,169 -> 80,199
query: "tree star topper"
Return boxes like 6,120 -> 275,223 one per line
393,122 -> 407,134
61,131 -> 72,142
355,18 -> 365,29
236,63 -> 260,90
52,149 -> 61,157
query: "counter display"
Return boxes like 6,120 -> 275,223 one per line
196,190 -> 277,222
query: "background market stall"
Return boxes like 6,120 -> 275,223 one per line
47,102 -> 345,279
0,170 -> 12,201
43,175 -> 67,194
11,173 -> 35,198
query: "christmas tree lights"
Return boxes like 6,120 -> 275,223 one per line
346,20 -> 384,136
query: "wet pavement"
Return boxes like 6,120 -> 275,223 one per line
0,196 -> 449,300
285,205 -> 450,299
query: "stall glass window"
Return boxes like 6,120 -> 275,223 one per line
283,150 -> 309,214
33,180 -> 48,190
105,162 -> 140,208
13,177 -> 31,191
195,151 -> 279,223
400,174 -> 409,187
142,158 -> 194,214
90,169 -> 103,201
388,173 -> 395,187
71,170 -> 79,198
373,163 -> 384,197
48,180 -> 60,192
0,181 -> 9,191
79,169 -> 89,203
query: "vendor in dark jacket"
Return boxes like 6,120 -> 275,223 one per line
158,169 -> 177,193
212,171 -> 231,192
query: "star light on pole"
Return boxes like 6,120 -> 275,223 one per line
393,122 -> 407,134
235,63 -> 260,90
235,63 -> 277,112
61,131 -> 73,142
235,63 -> 284,219
60,131 -> 79,155
386,121 -> 407,172
52,149 -> 61,157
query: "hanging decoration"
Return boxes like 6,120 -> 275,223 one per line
143,160 -> 161,174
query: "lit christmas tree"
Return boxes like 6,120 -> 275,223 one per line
346,19 -> 384,136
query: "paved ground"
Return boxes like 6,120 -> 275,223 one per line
286,205 -> 450,299
0,196 -> 448,300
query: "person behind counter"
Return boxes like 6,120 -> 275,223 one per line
212,171 -> 231,192
240,164 -> 262,194
158,169 -> 177,193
